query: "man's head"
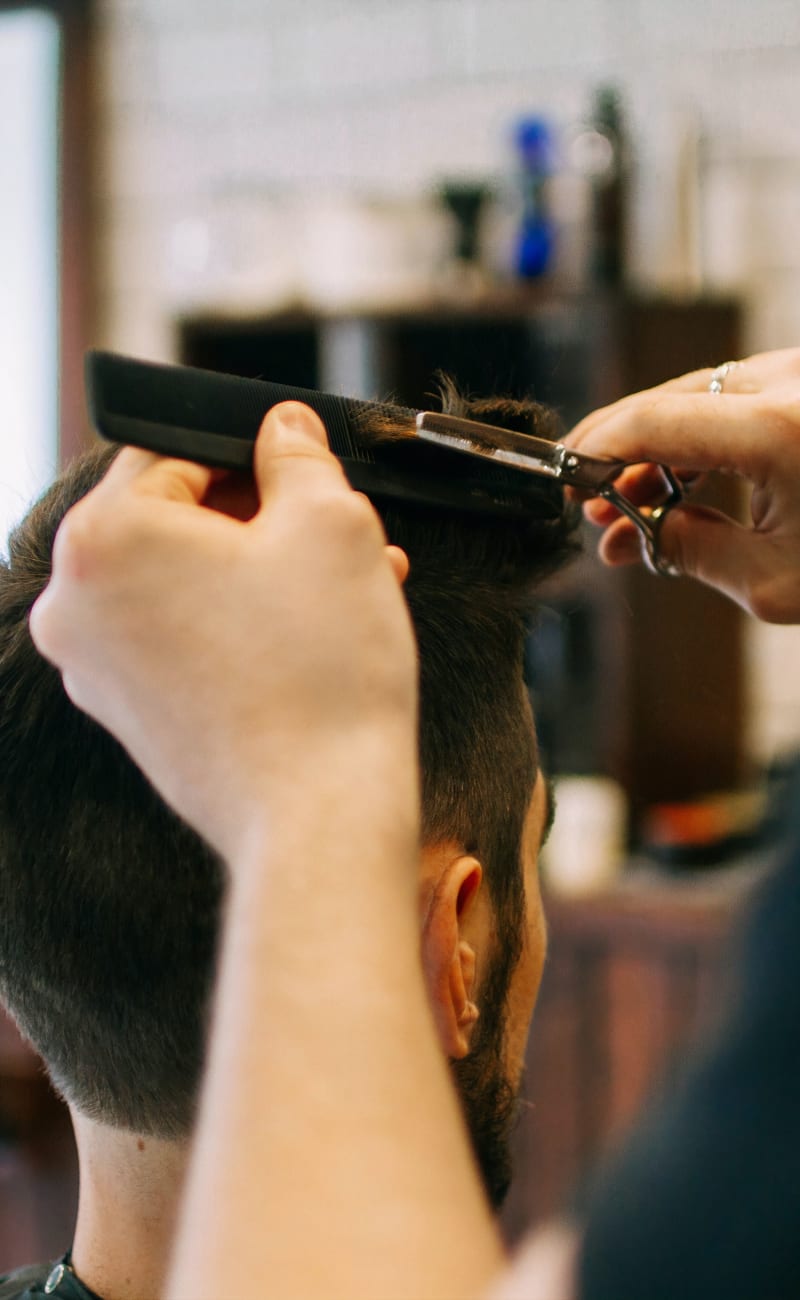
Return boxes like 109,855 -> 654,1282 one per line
0,388 -> 578,1207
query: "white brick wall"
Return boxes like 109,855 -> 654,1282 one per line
93,0 -> 800,320
92,0 -> 800,763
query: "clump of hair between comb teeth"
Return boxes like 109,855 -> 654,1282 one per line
356,373 -> 565,448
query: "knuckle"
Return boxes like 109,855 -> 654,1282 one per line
51,500 -> 101,578
748,582 -> 779,623
747,576 -> 797,625
315,490 -> 380,544
28,589 -> 57,658
660,512 -> 694,578
757,393 -> 800,447
59,670 -> 83,710
635,391 -> 666,427
775,346 -> 800,374
599,393 -> 662,457
52,492 -> 140,582
663,534 -> 689,578
348,490 -> 384,531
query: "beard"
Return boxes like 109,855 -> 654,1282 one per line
451,943 -> 521,1210
452,1049 -> 518,1209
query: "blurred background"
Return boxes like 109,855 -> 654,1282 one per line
3,0 -> 800,1269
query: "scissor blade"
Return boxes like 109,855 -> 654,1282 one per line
415,411 -> 626,490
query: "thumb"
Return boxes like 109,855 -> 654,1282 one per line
253,401 -> 347,506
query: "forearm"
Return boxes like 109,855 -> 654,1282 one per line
168,747 -> 505,1300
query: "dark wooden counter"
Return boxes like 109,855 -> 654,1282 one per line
502,860 -> 765,1243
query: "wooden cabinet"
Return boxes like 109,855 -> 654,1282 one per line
179,290 -> 740,429
501,868 -> 759,1243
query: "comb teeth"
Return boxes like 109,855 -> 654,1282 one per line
307,394 -> 417,463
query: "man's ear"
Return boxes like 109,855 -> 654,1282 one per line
420,852 -> 487,1060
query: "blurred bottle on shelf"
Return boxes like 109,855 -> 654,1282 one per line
570,86 -> 630,286
513,115 -> 556,280
437,180 -> 493,296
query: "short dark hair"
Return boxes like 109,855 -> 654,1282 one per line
0,389 -> 578,1160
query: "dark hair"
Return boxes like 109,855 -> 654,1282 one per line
0,389 -> 578,1150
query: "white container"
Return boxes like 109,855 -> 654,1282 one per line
542,776 -> 627,897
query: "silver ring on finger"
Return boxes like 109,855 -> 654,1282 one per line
708,360 -> 741,394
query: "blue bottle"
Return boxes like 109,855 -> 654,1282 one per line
514,116 -> 555,279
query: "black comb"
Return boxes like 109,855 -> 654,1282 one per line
86,351 -> 565,520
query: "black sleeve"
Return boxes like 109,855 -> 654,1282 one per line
0,1262 -> 51,1297
578,816 -> 800,1299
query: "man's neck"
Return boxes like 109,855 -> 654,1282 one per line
70,1112 -> 189,1300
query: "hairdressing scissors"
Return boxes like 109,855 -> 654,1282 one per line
415,411 -> 684,577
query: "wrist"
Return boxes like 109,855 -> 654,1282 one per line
221,758 -> 422,1021
223,727 -> 420,896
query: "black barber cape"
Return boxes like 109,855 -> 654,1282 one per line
579,787 -> 800,1299
0,1256 -> 102,1299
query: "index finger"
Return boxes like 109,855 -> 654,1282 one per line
565,391 -> 773,480
95,445 -> 217,504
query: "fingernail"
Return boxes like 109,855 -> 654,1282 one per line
272,402 -> 328,448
